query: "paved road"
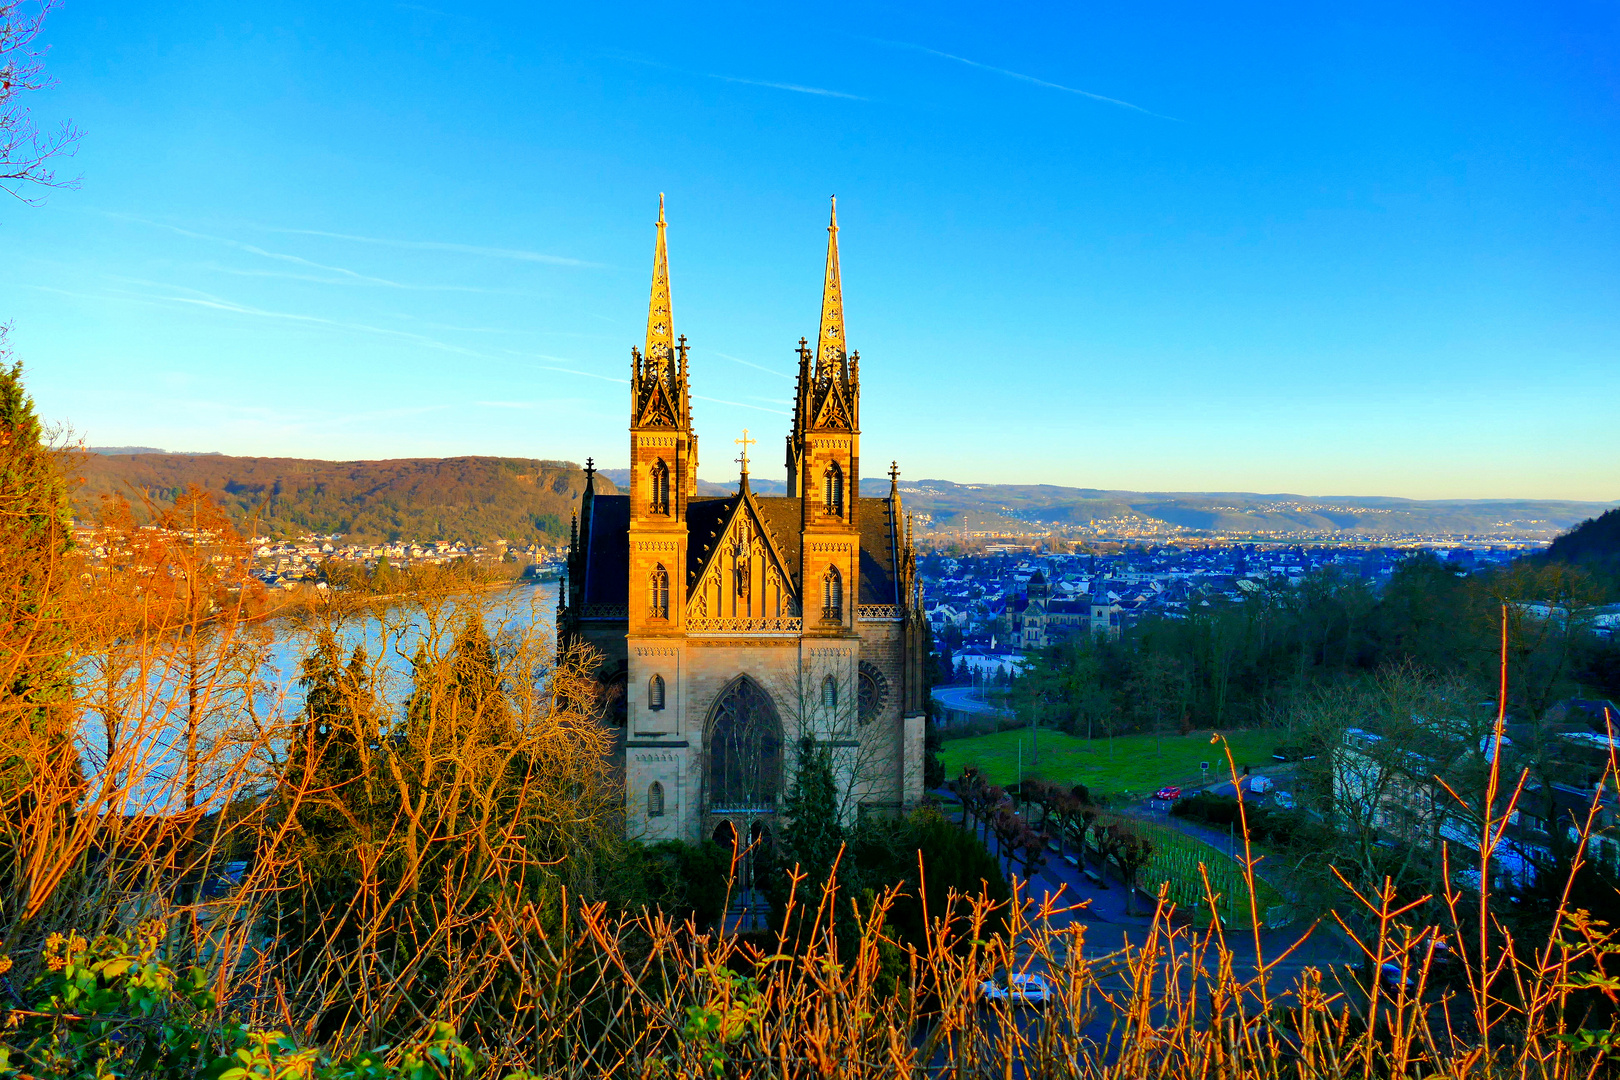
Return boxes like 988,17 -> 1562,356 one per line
928,801 -> 1363,1073
932,685 -> 1015,720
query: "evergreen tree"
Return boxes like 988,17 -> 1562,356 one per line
778,736 -> 844,883
0,343 -> 80,840
288,629 -> 375,846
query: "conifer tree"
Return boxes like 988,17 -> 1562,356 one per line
0,336 -> 79,817
777,735 -> 844,887
288,629 -> 375,845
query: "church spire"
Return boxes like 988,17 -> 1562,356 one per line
815,196 -> 846,378
646,193 -> 675,377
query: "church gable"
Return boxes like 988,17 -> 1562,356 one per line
687,496 -> 801,622
811,380 -> 852,431
636,377 -> 680,428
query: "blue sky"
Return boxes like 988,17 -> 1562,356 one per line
2,1 -> 1616,500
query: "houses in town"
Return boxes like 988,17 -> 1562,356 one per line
918,542 -> 1525,677
1329,699 -> 1619,890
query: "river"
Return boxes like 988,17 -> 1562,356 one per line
78,580 -> 562,814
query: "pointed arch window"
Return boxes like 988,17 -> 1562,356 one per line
647,781 -> 665,818
650,458 -> 671,515
649,673 -> 666,711
706,676 -> 783,811
823,462 -> 844,517
822,565 -> 842,621
649,564 -> 670,620
821,674 -> 838,711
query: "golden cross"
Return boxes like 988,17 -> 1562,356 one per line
734,429 -> 756,473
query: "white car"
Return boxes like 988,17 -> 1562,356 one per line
1273,791 -> 1295,810
979,973 -> 1052,1006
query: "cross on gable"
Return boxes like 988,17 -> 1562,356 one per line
735,428 -> 756,474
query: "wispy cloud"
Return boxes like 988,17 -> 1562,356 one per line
43,278 -> 506,361
31,281 -> 635,401
103,212 -> 511,291
511,357 -> 630,386
712,350 -> 792,379
705,72 -> 865,100
867,37 -> 1176,120
203,263 -> 505,294
614,55 -> 865,101
262,226 -> 598,267
151,291 -> 500,358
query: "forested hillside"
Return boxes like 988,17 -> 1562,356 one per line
74,452 -> 616,543
1546,506 -> 1620,576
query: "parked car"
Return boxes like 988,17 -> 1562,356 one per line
1154,786 -> 1182,802
1273,791 -> 1296,810
979,973 -> 1052,1007
1379,963 -> 1416,993
1248,775 -> 1274,794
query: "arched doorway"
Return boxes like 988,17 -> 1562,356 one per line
704,676 -> 783,812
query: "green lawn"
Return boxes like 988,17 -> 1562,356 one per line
939,727 -> 1280,797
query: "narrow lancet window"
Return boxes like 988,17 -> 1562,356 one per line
650,459 -> 671,515
648,781 -> 665,817
822,565 -> 842,620
649,564 -> 670,620
823,462 -> 844,517
821,675 -> 838,711
649,673 -> 666,711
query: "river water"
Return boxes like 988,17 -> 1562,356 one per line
79,581 -> 561,814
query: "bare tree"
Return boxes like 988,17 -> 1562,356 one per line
768,652 -> 892,825
2,0 -> 81,205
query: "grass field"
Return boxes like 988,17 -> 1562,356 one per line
938,727 -> 1280,796
1128,819 -> 1287,927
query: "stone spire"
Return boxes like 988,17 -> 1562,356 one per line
815,196 -> 846,378
645,193 -> 675,377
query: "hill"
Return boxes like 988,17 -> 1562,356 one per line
610,470 -> 1611,540
76,453 -> 1609,546
74,453 -> 615,544
882,479 -> 1616,540
1545,507 -> 1620,575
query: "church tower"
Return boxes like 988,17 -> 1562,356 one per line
628,195 -> 696,637
790,198 -> 862,639
575,196 -> 927,855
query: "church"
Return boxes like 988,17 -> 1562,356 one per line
560,198 -> 930,848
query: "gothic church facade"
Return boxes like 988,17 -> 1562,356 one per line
560,198 -> 929,846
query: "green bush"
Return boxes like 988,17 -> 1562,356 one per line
848,805 -> 1012,951
0,923 -> 529,1080
642,840 -> 734,930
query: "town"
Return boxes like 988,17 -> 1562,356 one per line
919,540 -> 1538,683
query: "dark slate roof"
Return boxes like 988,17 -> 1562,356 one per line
582,495 -> 629,607
856,496 -> 901,605
582,491 -> 900,609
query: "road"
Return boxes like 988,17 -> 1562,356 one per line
936,792 -> 1361,1069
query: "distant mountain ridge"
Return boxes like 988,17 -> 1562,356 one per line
601,469 -> 1611,540
76,453 -> 614,544
884,478 -> 1614,539
76,454 -> 1608,544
